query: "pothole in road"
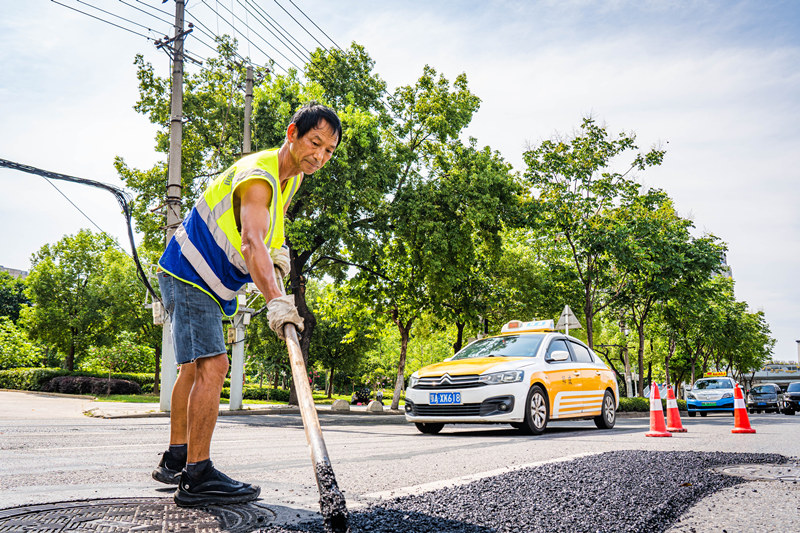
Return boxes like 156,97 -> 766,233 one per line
714,463 -> 800,482
0,497 -> 277,532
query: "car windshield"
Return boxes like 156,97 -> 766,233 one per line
452,334 -> 544,360
788,383 -> 800,392
694,379 -> 733,390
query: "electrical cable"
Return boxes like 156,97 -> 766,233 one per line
286,0 -> 342,51
71,0 -> 162,35
117,0 -> 173,26
51,0 -> 156,41
238,0 -> 313,63
41,177 -> 130,257
271,0 -> 328,52
199,0 -> 297,72
0,158 -> 160,302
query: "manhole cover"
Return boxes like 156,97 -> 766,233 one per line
0,497 -> 276,532
715,463 -> 800,482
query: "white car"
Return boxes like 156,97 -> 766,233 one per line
404,320 -> 619,434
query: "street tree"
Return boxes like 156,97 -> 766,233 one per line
521,118 -> 665,347
20,230 -> 122,370
0,271 -> 28,322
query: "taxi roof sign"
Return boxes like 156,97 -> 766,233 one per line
703,371 -> 728,377
501,319 -> 555,333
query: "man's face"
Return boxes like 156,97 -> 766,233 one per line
288,120 -> 339,175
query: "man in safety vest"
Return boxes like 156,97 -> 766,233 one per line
151,102 -> 342,507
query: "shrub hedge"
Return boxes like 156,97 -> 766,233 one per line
221,385 -> 292,403
0,368 -> 154,392
41,375 -> 142,396
618,396 -> 687,412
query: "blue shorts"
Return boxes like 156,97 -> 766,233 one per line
158,272 -> 227,365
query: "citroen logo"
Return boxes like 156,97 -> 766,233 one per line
437,374 -> 453,386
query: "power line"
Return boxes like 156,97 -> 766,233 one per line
51,0 -> 156,41
270,0 -> 328,52
286,0 -> 342,51
42,176 -> 128,256
117,0 -> 173,26
238,0 -> 313,62
199,0 -> 296,72
72,0 -> 163,36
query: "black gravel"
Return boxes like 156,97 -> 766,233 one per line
260,450 -> 786,533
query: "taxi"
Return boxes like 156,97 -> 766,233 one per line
686,373 -> 736,416
404,320 -> 619,434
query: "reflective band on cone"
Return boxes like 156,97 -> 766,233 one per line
665,387 -> 687,433
732,383 -> 756,434
645,382 -> 672,437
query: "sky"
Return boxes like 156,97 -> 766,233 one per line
0,0 -> 798,362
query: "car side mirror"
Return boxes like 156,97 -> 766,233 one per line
548,350 -> 570,362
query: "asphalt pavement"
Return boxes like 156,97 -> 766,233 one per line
1,390 -> 798,532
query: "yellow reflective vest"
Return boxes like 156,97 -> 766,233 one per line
159,148 -> 301,316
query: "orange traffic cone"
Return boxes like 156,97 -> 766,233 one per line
665,387 -> 687,432
645,382 -> 672,437
731,383 -> 756,434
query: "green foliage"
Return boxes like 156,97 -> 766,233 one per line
221,385 -> 291,402
0,367 -> 68,390
0,271 -> 28,322
80,331 -> 156,375
521,118 -> 665,347
42,375 -> 141,396
20,229 -> 129,371
0,316 -> 46,369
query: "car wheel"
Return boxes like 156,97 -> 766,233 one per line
687,411 -> 696,417
700,412 -> 707,417
594,390 -> 616,429
520,384 -> 549,435
786,410 -> 796,416
415,422 -> 444,434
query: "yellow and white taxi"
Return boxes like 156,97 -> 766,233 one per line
404,320 -> 619,434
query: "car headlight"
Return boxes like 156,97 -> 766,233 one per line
408,374 -> 419,388
722,392 -> 733,399
687,392 -> 696,400
478,370 -> 524,385
747,395 -> 753,402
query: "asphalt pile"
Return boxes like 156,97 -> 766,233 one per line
263,450 -> 786,533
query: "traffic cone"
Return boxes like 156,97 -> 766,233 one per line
731,383 -> 756,434
665,387 -> 687,433
645,382 -> 672,437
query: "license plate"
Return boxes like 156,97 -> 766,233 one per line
430,392 -> 461,405
701,402 -> 716,406
758,402 -> 766,406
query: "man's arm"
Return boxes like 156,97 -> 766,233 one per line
237,179 -> 282,302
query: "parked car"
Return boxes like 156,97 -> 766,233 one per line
746,383 -> 783,413
404,319 -> 619,435
686,377 -> 736,416
780,381 -> 800,415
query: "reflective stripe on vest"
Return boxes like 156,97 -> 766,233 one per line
173,224 -> 239,301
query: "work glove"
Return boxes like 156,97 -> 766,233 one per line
270,245 -> 291,280
267,295 -> 304,340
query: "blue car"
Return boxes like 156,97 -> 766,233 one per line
686,377 -> 736,417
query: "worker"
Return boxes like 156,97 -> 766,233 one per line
151,102 -> 342,507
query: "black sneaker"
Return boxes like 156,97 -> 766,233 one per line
174,460 -> 260,507
152,449 -> 185,485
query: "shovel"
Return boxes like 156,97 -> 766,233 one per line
274,268 -> 348,533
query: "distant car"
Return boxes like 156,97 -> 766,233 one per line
404,319 -> 619,435
780,381 -> 800,415
686,377 -> 736,416
747,383 -> 783,413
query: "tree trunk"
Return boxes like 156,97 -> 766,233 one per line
583,286 -> 594,348
327,366 -> 334,398
453,320 -> 465,354
66,341 -> 75,372
637,323 -> 646,397
390,312 -> 414,411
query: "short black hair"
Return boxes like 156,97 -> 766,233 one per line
290,101 -> 342,147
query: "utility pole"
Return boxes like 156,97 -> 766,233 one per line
158,0 -> 188,412
243,65 -> 253,154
